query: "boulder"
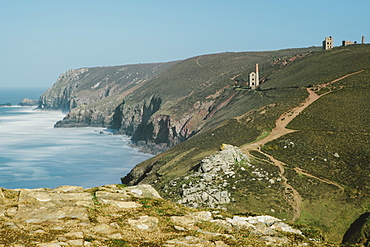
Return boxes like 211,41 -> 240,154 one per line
128,215 -> 159,231
123,184 -> 162,199
171,211 -> 213,227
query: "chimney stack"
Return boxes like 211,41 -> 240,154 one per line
255,63 -> 259,87
362,36 -> 365,44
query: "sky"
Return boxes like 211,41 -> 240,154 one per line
1,0 -> 369,89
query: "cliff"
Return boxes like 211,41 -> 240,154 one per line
38,62 -> 178,126
39,48 -> 320,153
109,48 -> 323,153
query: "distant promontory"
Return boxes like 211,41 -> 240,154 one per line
18,98 -> 39,106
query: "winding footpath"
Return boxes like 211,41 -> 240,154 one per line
195,56 -> 219,74
241,70 -> 364,221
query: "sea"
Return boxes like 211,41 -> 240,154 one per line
0,88 -> 152,189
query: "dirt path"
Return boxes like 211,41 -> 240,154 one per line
230,73 -> 242,84
242,86 -> 328,151
293,167 -> 344,191
240,70 -> 364,221
195,56 -> 204,68
242,70 -> 364,151
253,149 -> 302,221
195,56 -> 219,74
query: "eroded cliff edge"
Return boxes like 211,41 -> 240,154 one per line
37,62 -> 178,128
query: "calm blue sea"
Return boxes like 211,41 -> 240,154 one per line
0,88 -> 152,189
0,87 -> 46,105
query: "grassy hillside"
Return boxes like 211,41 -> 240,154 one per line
125,44 -> 370,243
125,47 -> 321,117
131,45 -> 370,186
108,47 -> 322,155
262,68 -> 370,240
261,45 -> 370,89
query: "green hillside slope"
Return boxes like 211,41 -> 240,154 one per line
111,47 -> 321,153
262,68 -> 370,240
123,44 -> 370,243
261,44 -> 370,89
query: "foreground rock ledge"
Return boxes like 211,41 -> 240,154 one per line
0,184 -> 320,246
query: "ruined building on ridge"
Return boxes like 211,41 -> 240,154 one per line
323,35 -> 365,49
342,36 -> 365,46
323,36 -> 334,50
248,63 -> 260,89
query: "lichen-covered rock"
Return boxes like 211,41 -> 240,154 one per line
171,211 -> 213,228
166,144 -> 250,209
164,236 -> 228,247
0,184 -> 317,246
123,184 -> 163,199
128,215 -> 159,231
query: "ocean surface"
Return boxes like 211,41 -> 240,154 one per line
0,88 -> 152,189
0,87 -> 46,106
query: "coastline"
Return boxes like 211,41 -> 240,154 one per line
0,106 -> 152,189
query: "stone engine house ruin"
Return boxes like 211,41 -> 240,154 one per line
248,63 -> 260,89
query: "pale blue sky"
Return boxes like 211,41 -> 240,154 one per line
1,0 -> 369,88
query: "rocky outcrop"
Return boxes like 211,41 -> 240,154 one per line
18,98 -> 38,106
38,68 -> 87,112
0,184 -> 320,246
164,144 -> 281,210
54,104 -> 116,128
164,144 -> 249,209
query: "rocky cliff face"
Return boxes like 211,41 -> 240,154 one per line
111,94 -> 217,153
38,62 -> 177,127
38,68 -> 88,112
